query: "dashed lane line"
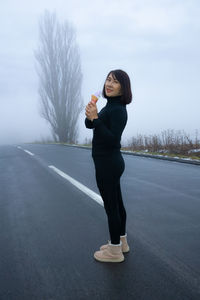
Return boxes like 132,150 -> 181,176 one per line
17,146 -> 103,206
17,146 -> 34,156
49,165 -> 103,207
23,149 -> 35,156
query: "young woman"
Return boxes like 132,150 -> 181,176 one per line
85,69 -> 132,263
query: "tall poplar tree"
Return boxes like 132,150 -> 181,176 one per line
35,11 -> 83,143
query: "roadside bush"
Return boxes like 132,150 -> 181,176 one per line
125,129 -> 200,158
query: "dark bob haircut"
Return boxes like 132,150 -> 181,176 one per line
102,69 -> 132,105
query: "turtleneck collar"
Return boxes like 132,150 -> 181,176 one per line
106,95 -> 122,105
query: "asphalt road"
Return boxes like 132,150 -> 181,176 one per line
0,144 -> 200,300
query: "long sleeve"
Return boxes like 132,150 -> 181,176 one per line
92,107 -> 127,147
85,117 -> 95,129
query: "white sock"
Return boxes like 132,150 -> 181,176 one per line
120,233 -> 127,238
109,241 -> 122,246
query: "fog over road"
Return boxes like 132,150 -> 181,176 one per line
0,144 -> 200,300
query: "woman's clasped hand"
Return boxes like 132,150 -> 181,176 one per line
85,101 -> 98,122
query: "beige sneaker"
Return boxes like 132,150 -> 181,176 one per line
94,242 -> 124,263
100,234 -> 130,253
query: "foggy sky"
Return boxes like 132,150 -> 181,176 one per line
0,0 -> 200,145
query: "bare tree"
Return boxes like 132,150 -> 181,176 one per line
35,11 -> 84,143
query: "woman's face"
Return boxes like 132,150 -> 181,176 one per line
105,73 -> 122,97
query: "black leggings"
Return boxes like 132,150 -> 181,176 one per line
92,153 -> 127,244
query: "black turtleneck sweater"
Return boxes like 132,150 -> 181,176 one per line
85,96 -> 127,157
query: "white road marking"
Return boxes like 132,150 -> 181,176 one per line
49,165 -> 103,207
16,146 -> 102,206
23,149 -> 35,156
17,146 -> 34,156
